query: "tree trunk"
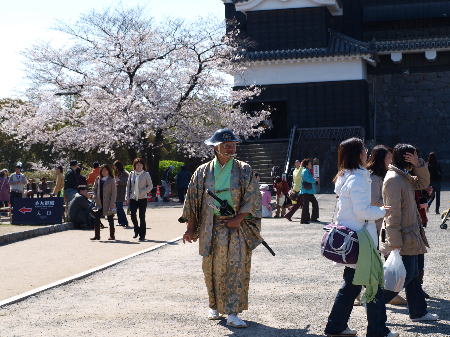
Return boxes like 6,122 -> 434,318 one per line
127,147 -> 138,164
144,130 -> 164,185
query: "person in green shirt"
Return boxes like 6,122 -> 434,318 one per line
180,128 -> 262,328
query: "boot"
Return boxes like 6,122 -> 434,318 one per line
90,225 -> 100,240
108,227 -> 115,240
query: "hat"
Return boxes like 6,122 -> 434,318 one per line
204,128 -> 240,146
259,184 -> 270,191
16,161 -> 22,168
77,185 -> 88,191
70,160 -> 78,167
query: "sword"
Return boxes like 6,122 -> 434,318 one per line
206,189 -> 276,256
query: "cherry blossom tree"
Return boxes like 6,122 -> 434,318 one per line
0,7 -> 269,179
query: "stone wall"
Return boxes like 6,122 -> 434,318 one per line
367,71 -> 450,179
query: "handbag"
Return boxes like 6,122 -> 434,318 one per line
321,224 -> 360,264
320,196 -> 365,264
288,189 -> 298,201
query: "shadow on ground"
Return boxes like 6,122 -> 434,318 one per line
386,296 -> 449,335
218,322 -> 323,337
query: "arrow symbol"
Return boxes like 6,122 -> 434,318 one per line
19,207 -> 32,214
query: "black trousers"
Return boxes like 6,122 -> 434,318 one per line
94,209 -> 114,230
325,267 -> 390,337
428,183 -> 441,212
178,188 -> 188,203
129,198 -> 148,239
300,194 -> 319,223
10,191 -> 23,203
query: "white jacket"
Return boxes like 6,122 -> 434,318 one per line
334,168 -> 386,247
126,171 -> 153,201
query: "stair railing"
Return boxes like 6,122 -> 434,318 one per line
284,125 -> 297,174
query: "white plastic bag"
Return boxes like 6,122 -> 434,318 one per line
383,249 -> 407,292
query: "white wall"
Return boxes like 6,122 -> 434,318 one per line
234,59 -> 367,86
234,0 -> 342,15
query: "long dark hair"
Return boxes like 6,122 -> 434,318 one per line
334,137 -> 365,182
392,144 -> 416,170
113,160 -> 125,174
367,145 -> 392,178
301,158 -> 312,168
427,152 -> 438,167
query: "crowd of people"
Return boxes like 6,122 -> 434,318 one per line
0,124 -> 445,336
262,158 -> 320,224
261,141 -> 443,337
0,158 -> 193,242
261,151 -> 442,230
179,128 -> 443,334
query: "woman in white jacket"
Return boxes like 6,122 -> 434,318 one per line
126,158 -> 153,241
324,138 -> 397,337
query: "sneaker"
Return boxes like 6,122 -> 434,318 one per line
207,309 -> 221,320
326,328 -> 357,336
411,313 -> 439,322
226,314 -> 247,328
386,332 -> 400,337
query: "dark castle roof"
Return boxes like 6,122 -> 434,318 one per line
241,31 -> 372,62
241,31 -> 450,62
375,37 -> 450,52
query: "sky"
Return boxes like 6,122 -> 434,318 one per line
0,0 -> 225,99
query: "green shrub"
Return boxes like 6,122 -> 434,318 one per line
124,164 -> 133,172
159,160 -> 184,178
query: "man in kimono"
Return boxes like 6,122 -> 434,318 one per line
180,128 -> 262,328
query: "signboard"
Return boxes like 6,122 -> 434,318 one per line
313,165 -> 320,178
11,197 -> 64,225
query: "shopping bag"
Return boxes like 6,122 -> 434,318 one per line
383,249 -> 406,292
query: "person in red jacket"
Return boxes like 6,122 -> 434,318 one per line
273,176 -> 290,218
87,162 -> 100,186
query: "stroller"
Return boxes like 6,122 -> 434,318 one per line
440,206 -> 449,230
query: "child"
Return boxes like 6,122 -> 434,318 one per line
260,184 -> 272,218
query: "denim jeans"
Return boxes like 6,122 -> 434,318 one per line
64,188 -> 77,204
116,202 -> 128,226
325,267 -> 390,337
428,183 -> 441,213
383,255 -> 427,319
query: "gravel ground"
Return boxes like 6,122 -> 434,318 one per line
1,192 -> 449,337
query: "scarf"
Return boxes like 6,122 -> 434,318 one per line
353,228 -> 384,303
132,170 -> 144,200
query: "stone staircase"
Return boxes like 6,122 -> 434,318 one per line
236,140 -> 289,184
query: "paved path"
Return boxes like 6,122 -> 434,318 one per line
1,193 -> 449,337
0,203 -> 184,300
0,224 -> 43,236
